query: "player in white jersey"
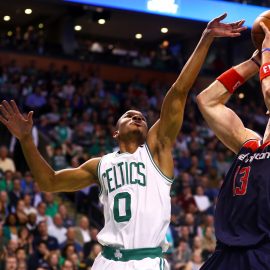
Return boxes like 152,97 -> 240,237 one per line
0,14 -> 246,270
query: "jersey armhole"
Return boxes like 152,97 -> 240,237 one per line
97,157 -> 105,197
145,143 -> 174,185
241,138 -> 261,152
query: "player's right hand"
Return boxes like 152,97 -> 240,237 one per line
0,100 -> 33,141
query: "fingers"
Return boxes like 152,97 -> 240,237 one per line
27,111 -> 34,123
2,100 -> 14,115
10,100 -> 21,114
215,12 -> 227,22
0,104 -> 9,120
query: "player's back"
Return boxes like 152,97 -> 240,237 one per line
97,144 -> 173,250
215,139 -> 270,247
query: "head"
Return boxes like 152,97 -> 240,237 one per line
38,221 -> 48,236
113,110 -> 148,145
53,213 -> 63,227
79,216 -> 89,230
62,259 -> 73,270
0,145 -> 8,159
5,256 -> 17,270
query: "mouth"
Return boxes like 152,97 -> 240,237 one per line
131,122 -> 143,127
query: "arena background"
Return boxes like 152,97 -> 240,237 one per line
0,0 -> 269,269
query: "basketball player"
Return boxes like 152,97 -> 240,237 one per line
0,14 -> 246,270
196,22 -> 270,270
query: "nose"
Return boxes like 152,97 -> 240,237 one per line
132,115 -> 142,121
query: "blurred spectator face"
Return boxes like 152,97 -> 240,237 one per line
5,170 -> 13,180
0,191 -> 8,203
5,256 -> 17,270
192,250 -> 202,264
185,213 -> 194,225
16,248 -> 26,262
90,227 -> 98,241
66,227 -> 75,240
24,172 -> 33,183
70,253 -> 79,268
6,214 -> 17,226
49,252 -> 59,267
23,194 -> 32,206
38,221 -> 48,236
62,260 -> 73,270
59,204 -> 67,217
19,227 -> 30,240
13,179 -> 21,192
16,200 -> 25,212
0,145 -> 8,159
205,226 -> 214,238
17,262 -> 27,270
66,245 -> 75,259
44,192 -> 54,204
196,186 -> 204,196
7,239 -> 19,254
80,216 -> 89,230
193,236 -> 202,249
37,202 -> 47,215
53,213 -> 63,227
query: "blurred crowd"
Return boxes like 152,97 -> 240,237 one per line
0,51 -> 268,270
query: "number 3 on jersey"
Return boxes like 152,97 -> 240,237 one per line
113,192 -> 131,222
233,166 -> 251,196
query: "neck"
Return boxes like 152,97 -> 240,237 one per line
118,141 -> 142,154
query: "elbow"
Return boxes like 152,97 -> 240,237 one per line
196,91 -> 208,109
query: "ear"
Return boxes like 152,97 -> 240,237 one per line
113,130 -> 119,139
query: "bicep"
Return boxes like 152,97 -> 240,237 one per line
51,158 -> 100,192
198,100 -> 260,153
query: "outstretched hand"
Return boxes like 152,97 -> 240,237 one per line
0,100 -> 33,140
206,13 -> 247,38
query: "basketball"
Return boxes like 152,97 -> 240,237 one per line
251,10 -> 270,50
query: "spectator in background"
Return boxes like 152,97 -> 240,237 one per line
60,227 -> 83,256
74,216 -> 91,247
8,179 -> 23,213
0,146 -> 15,173
36,201 -> 52,226
44,193 -> 58,218
33,221 -> 59,252
48,213 -> 67,245
4,255 -> 17,270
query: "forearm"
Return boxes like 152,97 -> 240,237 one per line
261,50 -> 270,111
173,30 -> 214,94
198,57 -> 259,107
20,135 -> 55,191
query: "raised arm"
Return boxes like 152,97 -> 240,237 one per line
146,14 -> 247,176
260,22 -> 270,141
196,51 -> 261,154
0,100 -> 99,192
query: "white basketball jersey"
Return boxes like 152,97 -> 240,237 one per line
97,144 -> 173,251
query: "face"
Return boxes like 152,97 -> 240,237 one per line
114,110 -> 148,143
5,257 -> 17,270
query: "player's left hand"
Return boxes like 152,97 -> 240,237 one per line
206,13 -> 247,38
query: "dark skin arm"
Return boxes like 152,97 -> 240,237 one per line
146,13 -> 247,177
0,100 -> 100,192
